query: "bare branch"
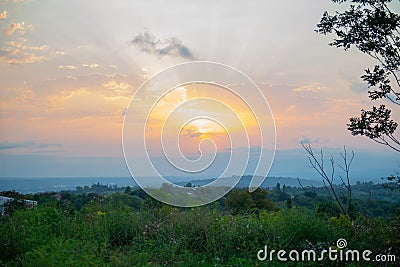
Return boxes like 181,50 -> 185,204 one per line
301,142 -> 347,214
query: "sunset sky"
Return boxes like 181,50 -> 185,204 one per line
0,0 -> 399,182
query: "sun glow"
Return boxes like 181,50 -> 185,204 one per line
142,81 -> 264,156
192,119 -> 219,134
148,83 -> 258,130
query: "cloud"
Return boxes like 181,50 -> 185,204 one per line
34,73 -> 133,97
140,66 -> 150,79
0,10 -> 7,20
0,72 -> 136,121
58,65 -> 77,70
7,21 -> 25,35
299,136 -> 311,144
0,41 -> 47,63
181,127 -> 203,138
103,80 -> 131,91
28,73 -> 134,110
292,83 -> 325,93
299,136 -> 319,145
82,63 -> 99,68
1,0 -> 32,4
55,50 -> 65,55
287,104 -> 296,112
5,41 -> 48,51
2,0 -> 31,3
224,146 -> 264,153
130,31 -> 195,59
0,140 -> 62,150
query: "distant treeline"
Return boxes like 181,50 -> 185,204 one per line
1,179 -> 399,218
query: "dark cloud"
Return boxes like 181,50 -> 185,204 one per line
130,31 -> 195,59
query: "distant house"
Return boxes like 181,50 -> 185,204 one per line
0,195 -> 38,216
0,196 -> 14,216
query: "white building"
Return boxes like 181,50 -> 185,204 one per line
0,196 -> 38,216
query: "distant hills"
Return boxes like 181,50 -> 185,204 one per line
176,175 -> 323,188
0,175 -> 334,194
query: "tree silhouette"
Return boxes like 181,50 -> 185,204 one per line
316,0 -> 400,152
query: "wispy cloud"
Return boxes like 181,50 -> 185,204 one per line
13,0 -> 31,2
299,136 -> 319,145
103,80 -> 131,92
130,31 -> 195,59
0,141 -> 62,150
180,127 -> 203,138
2,0 -> 32,3
82,63 -> 99,68
0,72 -> 135,119
58,65 -> 77,70
293,83 -> 325,93
33,73 -> 132,98
7,21 -> 25,35
0,41 -> 47,63
0,10 -> 7,21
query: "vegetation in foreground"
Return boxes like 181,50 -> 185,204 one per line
1,185 -> 399,266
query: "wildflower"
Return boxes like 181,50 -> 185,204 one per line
97,211 -> 106,216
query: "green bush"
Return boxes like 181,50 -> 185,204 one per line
21,238 -> 102,266
0,189 -> 398,266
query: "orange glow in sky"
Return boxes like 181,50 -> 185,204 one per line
0,0 -> 398,178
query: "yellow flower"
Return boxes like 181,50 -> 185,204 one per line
97,211 -> 106,216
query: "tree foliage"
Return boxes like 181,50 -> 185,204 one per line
316,0 -> 400,152
223,188 -> 275,214
383,173 -> 400,191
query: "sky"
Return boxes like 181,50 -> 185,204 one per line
0,0 -> 399,182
